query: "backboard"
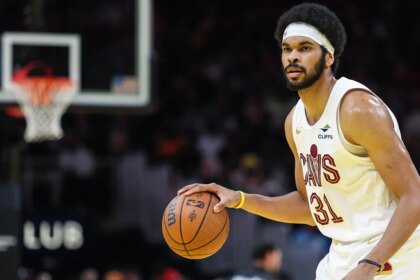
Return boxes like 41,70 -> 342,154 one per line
0,0 -> 152,111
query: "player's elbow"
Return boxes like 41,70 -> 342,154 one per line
306,218 -> 317,227
399,190 -> 420,221
295,215 -> 316,226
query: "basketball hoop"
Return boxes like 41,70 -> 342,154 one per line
7,76 -> 76,142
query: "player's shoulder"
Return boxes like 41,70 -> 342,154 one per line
340,89 -> 394,144
284,105 -> 298,152
340,89 -> 387,121
284,104 -> 297,136
285,105 -> 297,125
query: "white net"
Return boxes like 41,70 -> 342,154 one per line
8,77 -> 76,142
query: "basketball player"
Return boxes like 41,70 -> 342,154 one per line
178,3 -> 420,279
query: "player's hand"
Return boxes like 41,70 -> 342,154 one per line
178,183 -> 242,213
341,263 -> 377,280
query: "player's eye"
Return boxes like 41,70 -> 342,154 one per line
301,46 -> 311,52
282,47 -> 292,53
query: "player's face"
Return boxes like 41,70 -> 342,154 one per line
281,36 -> 326,91
265,249 -> 283,273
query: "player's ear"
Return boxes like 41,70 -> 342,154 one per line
325,52 -> 334,68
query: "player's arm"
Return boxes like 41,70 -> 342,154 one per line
178,107 -> 316,226
341,90 -> 420,275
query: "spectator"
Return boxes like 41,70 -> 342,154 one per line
104,270 -> 124,280
228,243 -> 290,280
79,267 -> 99,280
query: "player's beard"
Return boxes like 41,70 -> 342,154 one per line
283,54 -> 326,91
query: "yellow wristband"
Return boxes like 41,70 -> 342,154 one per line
233,191 -> 246,209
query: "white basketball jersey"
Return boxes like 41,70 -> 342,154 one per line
292,77 -> 401,242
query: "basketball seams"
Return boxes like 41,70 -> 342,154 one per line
183,192 -> 214,244
179,195 -> 192,258
162,195 -> 217,250
170,249 -> 217,259
171,249 -> 218,259
162,212 -> 180,246
178,213 -> 229,253
162,209 -> 172,239
162,192 -> 230,259
162,198 -> 184,246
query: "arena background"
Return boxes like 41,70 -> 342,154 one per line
0,0 -> 419,279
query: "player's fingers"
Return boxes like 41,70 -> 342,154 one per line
179,183 -> 220,196
177,183 -> 208,196
218,190 -> 241,209
177,183 -> 200,195
213,200 -> 226,213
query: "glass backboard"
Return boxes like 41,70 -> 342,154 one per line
0,0 -> 151,110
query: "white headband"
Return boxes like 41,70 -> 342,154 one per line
283,22 -> 334,55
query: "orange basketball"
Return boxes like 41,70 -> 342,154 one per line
162,191 -> 230,259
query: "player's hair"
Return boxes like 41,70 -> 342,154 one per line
274,3 -> 347,74
252,243 -> 278,260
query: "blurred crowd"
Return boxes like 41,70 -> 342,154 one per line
1,0 -> 420,279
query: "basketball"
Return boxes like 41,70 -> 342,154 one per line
162,191 -> 230,259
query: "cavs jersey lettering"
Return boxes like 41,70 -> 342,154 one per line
292,77 -> 401,242
299,144 -> 340,187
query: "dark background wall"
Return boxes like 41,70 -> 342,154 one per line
0,0 -> 419,279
